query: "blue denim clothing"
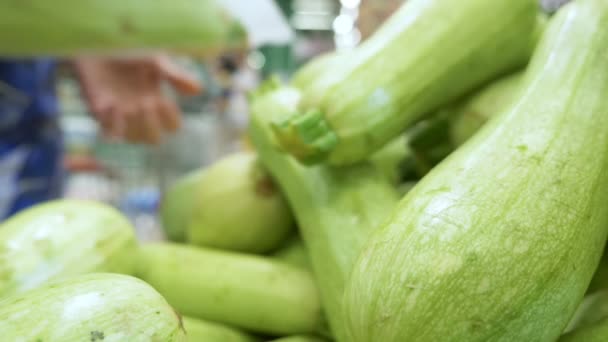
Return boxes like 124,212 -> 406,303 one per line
0,59 -> 63,219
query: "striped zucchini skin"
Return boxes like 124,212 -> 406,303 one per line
275,0 -> 540,165
344,0 -> 608,341
0,200 -> 136,297
0,273 -> 185,341
0,0 -> 246,57
135,243 -> 322,336
181,316 -> 257,342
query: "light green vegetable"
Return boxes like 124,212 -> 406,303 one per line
291,51 -> 346,90
135,243 -> 322,335
0,0 -> 247,57
560,318 -> 608,342
161,169 -> 206,242
344,0 -> 608,340
269,335 -> 328,342
182,316 -> 257,342
249,83 -> 399,341
273,237 -> 311,270
186,152 -> 294,254
566,290 -> 608,333
0,273 -> 185,341
588,248 -> 608,294
369,134 -> 411,186
0,200 -> 136,297
271,0 -> 540,165
449,71 -> 525,146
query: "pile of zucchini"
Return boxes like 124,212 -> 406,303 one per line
3,0 -> 608,341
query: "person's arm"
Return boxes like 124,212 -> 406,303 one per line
72,55 -> 202,144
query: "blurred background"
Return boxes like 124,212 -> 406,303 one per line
51,0 -> 404,240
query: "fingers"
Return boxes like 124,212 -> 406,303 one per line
155,57 -> 203,96
139,98 -> 162,145
158,99 -> 182,133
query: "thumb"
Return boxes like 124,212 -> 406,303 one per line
155,57 -> 203,96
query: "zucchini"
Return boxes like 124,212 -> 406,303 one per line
449,71 -> 525,147
135,243 -> 322,335
186,152 -> 294,253
291,51 -> 346,90
272,237 -> 311,270
161,169 -> 206,242
0,273 -> 185,341
588,248 -> 608,294
182,316 -> 257,342
271,0 -> 540,165
0,199 -> 136,297
566,290 -> 608,333
0,0 -> 246,57
559,318 -> 608,342
249,83 -> 399,341
344,1 -> 608,341
270,336 -> 328,342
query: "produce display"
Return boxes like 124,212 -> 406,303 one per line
0,0 -> 247,57
3,0 -> 608,341
271,0 -> 541,165
343,0 -> 608,340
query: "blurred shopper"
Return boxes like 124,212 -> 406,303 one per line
0,56 -> 201,219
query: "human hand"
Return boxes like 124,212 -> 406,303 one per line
74,55 -> 202,144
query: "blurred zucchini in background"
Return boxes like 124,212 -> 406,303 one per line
0,0 -> 247,57
0,200 -> 136,297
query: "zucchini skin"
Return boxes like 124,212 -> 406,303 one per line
0,273 -> 185,341
273,0 -> 539,165
559,318 -> 608,342
0,200 -> 136,297
343,0 -> 608,341
181,316 -> 257,342
135,243 -> 322,336
0,0 -> 247,57
161,168 -> 207,242
249,85 -> 399,341
566,290 -> 608,333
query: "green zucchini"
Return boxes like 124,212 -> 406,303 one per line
135,243 -> 322,335
269,336 -> 328,342
271,0 -> 540,165
249,83 -> 399,341
560,318 -> 608,342
588,249 -> 608,294
566,290 -> 608,333
161,168 -> 206,242
0,200 -> 136,297
186,152 -> 294,254
0,0 -> 246,57
272,237 -> 311,270
449,71 -> 525,147
182,316 -> 257,342
343,0 -> 608,341
291,51 -> 346,90
0,273 -> 185,341
369,134 -> 411,186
